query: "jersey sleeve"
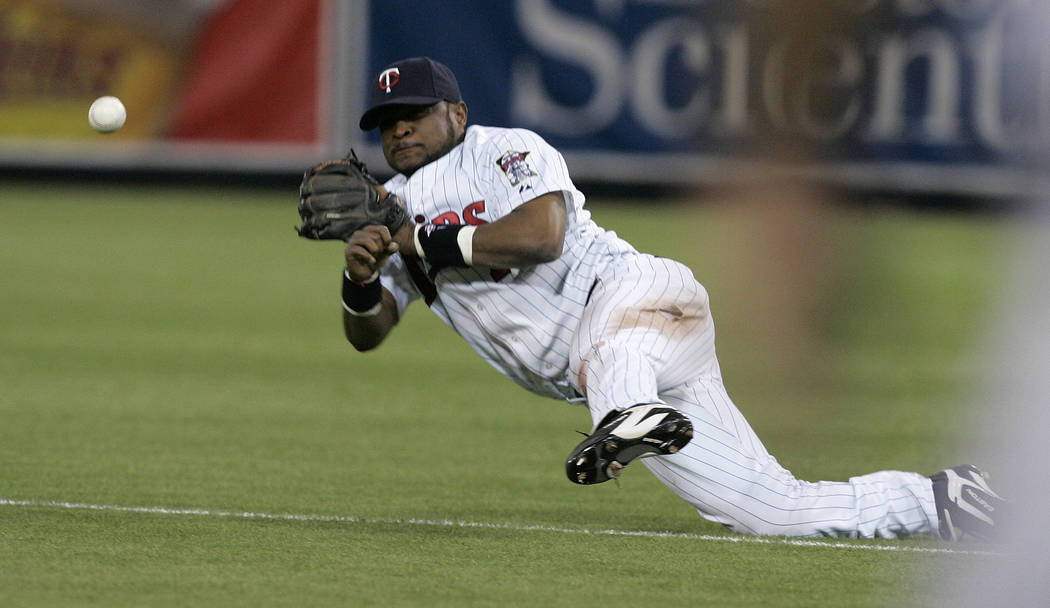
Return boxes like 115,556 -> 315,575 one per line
474,128 -> 582,219
379,252 -> 420,318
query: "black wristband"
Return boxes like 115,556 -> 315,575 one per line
342,269 -> 382,317
414,224 -> 475,268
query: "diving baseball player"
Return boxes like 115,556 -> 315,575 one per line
296,57 -> 1005,540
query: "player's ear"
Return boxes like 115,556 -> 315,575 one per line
450,101 -> 468,128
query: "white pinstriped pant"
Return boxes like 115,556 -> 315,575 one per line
568,253 -> 939,538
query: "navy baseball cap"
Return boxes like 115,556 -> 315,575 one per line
359,57 -> 462,131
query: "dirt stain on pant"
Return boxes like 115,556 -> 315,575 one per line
575,296 -> 709,397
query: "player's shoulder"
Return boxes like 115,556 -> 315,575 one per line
468,124 -> 552,148
465,125 -> 559,163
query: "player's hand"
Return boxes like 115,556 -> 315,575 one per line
390,222 -> 416,259
345,225 -> 399,282
373,186 -> 417,258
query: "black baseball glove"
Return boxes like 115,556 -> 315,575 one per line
296,150 -> 407,241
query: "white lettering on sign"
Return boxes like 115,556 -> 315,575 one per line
510,0 -> 1050,152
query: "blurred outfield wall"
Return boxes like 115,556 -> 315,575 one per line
0,0 -> 1046,196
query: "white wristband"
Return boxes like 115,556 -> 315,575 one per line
346,268 -> 380,284
457,225 -> 476,266
413,224 -> 426,260
342,300 -> 382,317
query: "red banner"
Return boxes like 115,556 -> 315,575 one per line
169,0 -> 320,143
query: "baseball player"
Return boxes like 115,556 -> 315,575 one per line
297,57 -> 1005,540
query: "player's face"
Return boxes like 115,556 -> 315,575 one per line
377,101 -> 467,176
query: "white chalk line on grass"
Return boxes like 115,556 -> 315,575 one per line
0,497 -> 1000,556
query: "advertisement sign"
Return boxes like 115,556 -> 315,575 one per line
362,0 -> 1049,195
0,0 -> 326,170
0,0 -> 184,141
1,0 -> 1046,197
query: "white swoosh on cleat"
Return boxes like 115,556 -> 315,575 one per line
612,405 -> 668,440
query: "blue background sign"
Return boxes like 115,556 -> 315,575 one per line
365,0 -> 1048,193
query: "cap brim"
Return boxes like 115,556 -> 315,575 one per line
359,96 -> 443,130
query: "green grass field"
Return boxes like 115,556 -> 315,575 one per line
0,181 -> 1007,606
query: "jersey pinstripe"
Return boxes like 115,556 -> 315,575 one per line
570,253 -> 938,537
375,124 -> 938,539
379,125 -> 635,400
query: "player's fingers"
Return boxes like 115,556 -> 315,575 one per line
359,225 -> 399,259
364,224 -> 393,245
345,263 -> 376,284
345,242 -> 377,266
357,224 -> 390,238
359,224 -> 393,243
345,247 -> 380,283
347,228 -> 385,255
346,226 -> 396,278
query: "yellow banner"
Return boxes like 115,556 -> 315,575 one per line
0,0 -> 185,139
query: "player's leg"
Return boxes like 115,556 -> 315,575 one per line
644,378 -> 940,538
569,254 -> 716,428
566,253 -> 714,483
569,254 -> 940,538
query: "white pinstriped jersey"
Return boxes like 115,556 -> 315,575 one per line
378,125 -> 634,401
374,124 -> 940,540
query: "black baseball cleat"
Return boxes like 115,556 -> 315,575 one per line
930,464 -> 1006,541
567,403 -> 693,485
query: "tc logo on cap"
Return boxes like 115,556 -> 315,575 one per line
378,68 -> 400,94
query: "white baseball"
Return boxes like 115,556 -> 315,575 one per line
88,96 -> 126,133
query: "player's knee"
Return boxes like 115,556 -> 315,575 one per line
688,281 -> 711,318
569,340 -> 623,394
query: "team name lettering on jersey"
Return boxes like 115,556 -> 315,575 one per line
430,201 -> 489,226
406,200 -> 507,303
